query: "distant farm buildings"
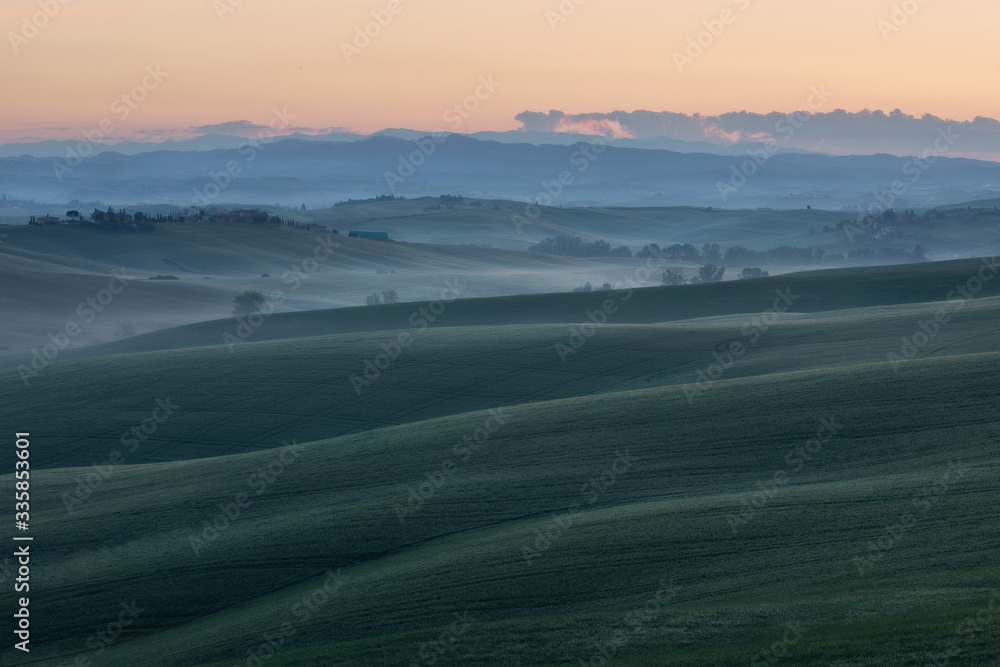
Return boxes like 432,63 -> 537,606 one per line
35,216 -> 60,225
225,210 -> 270,223
349,230 -> 389,240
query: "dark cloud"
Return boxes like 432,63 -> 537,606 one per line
187,122 -> 353,137
188,120 -> 270,136
289,126 -> 353,134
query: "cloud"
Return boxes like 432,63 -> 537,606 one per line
515,109 -> 1000,157
188,120 -> 272,136
534,112 -> 636,138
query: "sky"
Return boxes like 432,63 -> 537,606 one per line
2,0 -> 998,146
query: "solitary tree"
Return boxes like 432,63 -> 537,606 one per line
382,289 -> 399,304
365,293 -> 382,306
233,290 -> 267,316
694,264 -> 726,283
114,323 -> 136,339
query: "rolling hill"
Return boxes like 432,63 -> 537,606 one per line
0,221 -> 652,355
2,206 -> 997,363
1,256 -> 999,665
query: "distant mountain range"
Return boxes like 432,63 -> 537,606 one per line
0,129 -> 813,159
0,133 -> 997,209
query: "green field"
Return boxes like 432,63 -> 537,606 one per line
2,248 -> 999,665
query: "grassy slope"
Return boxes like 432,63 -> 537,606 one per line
3,259 -> 999,471
5,354 -> 998,666
0,269 -> 236,350
0,222 -> 608,276
2,293 -> 999,471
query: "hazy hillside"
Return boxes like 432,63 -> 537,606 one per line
0,128 -> 808,159
3,211 -> 996,362
0,222 -> 650,354
7,196 -> 998,253
294,198 -> 1000,255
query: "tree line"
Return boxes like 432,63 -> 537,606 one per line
637,242 -> 927,266
530,236 -> 633,258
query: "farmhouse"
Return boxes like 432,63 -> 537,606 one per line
37,216 -> 60,225
349,230 -> 389,240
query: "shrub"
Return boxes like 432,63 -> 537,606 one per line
662,270 -> 686,286
739,267 -> 770,280
233,290 -> 267,316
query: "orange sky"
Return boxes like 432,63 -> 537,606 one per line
1,0 -> 998,143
